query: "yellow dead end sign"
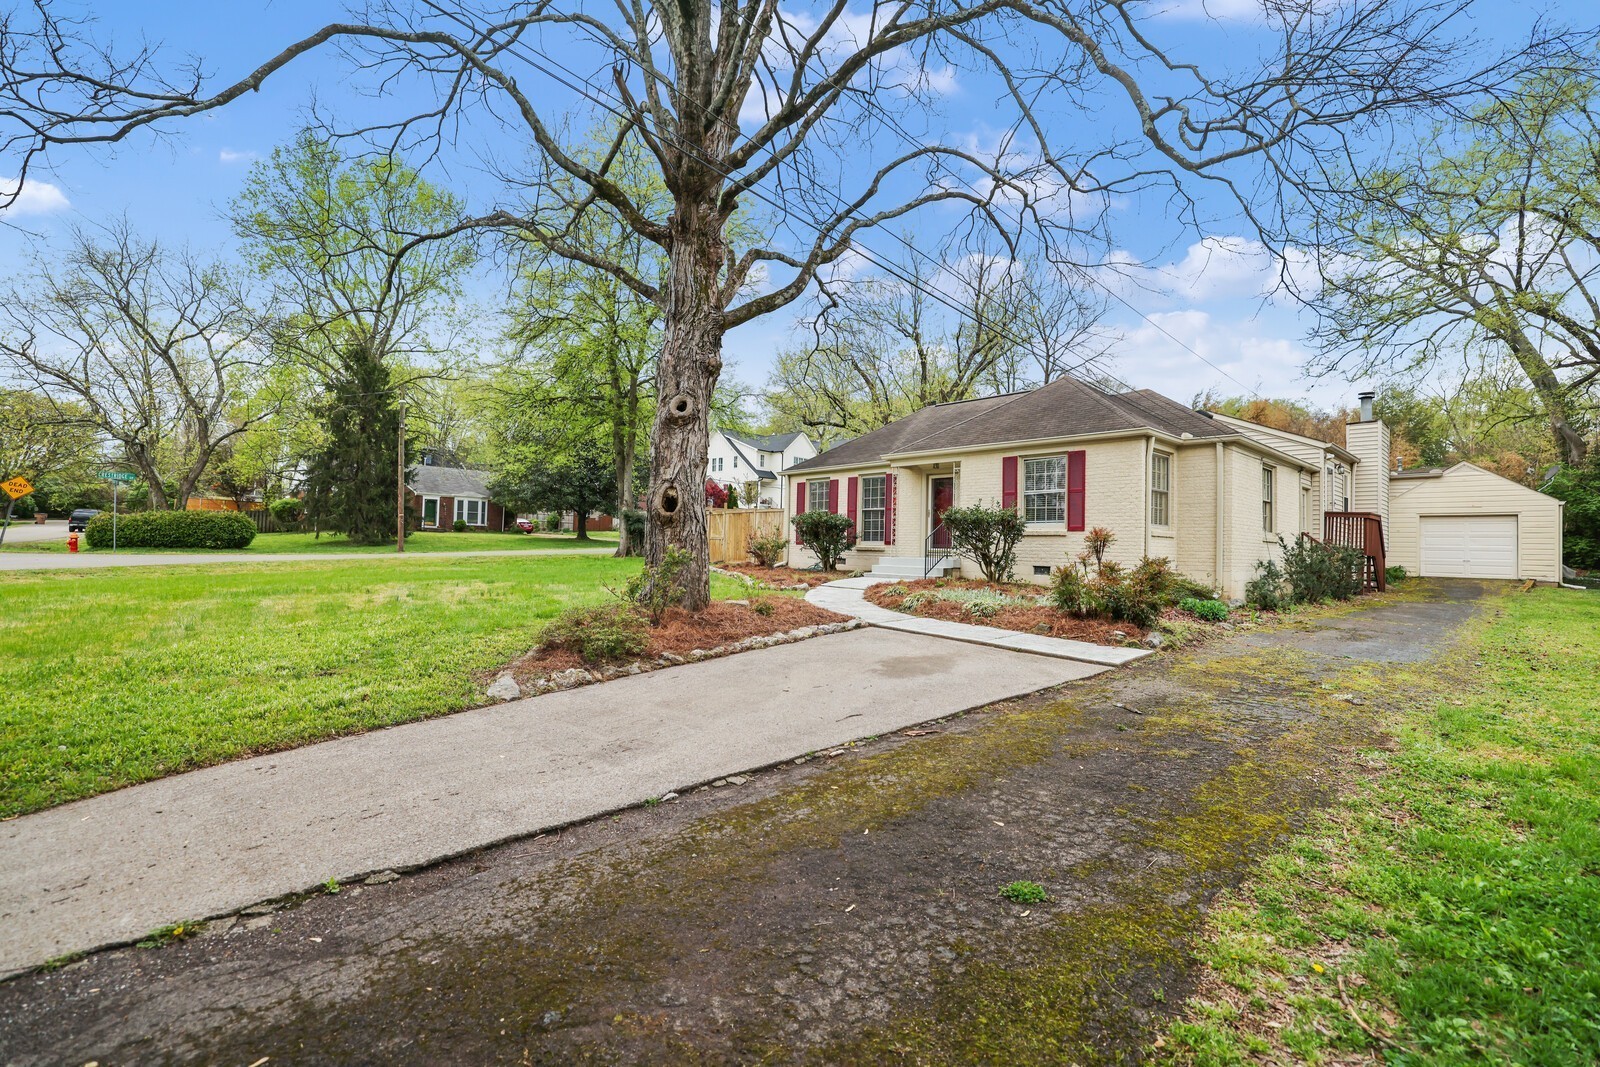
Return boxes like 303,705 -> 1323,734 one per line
1,475 -> 33,500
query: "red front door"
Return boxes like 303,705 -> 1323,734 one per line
931,477 -> 954,549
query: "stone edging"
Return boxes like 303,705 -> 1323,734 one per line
710,564 -> 815,591
486,619 -> 867,702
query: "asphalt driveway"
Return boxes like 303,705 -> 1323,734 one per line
0,581 -> 1493,1064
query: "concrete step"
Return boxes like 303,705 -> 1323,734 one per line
867,557 -> 958,578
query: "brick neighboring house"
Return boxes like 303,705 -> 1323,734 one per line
406,465 -> 511,532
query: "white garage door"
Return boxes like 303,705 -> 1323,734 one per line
1419,516 -> 1518,578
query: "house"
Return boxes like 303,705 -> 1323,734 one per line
707,429 -> 817,508
406,465 -> 511,532
781,377 -> 1565,597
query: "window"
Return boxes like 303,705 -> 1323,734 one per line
807,479 -> 831,513
860,474 -> 886,542
421,496 -> 439,528
1301,486 -> 1312,531
1023,456 -> 1066,523
732,454 -> 739,468
457,497 -> 487,527
1150,452 -> 1171,527
1261,466 -> 1275,533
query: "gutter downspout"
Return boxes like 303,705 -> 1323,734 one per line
1144,435 -> 1154,559
1215,441 -> 1227,595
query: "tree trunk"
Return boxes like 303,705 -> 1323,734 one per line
575,510 -> 590,540
645,202 -> 724,611
128,448 -> 168,511
1506,332 -> 1589,465
613,419 -> 635,557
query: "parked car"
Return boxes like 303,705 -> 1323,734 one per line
67,509 -> 101,532
515,517 -> 536,533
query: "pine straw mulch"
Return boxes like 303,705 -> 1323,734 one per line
717,564 -> 843,589
864,577 -> 1148,645
507,596 -> 852,681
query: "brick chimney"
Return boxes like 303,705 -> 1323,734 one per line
1345,390 -> 1390,533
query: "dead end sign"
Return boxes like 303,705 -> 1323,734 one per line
1,476 -> 33,500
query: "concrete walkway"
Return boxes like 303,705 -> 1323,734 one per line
0,546 -> 614,571
0,627 -> 1103,976
807,576 -> 1152,667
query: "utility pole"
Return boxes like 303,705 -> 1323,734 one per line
396,399 -> 407,553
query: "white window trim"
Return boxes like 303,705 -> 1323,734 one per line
457,497 -> 488,527
421,495 -> 440,528
1023,455 -> 1066,526
1261,465 -> 1276,535
859,473 -> 887,544
1150,451 -> 1172,528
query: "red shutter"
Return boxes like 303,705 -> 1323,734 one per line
794,481 -> 806,543
1067,450 -> 1086,531
884,473 -> 896,545
846,476 -> 858,532
827,478 -> 840,514
1001,456 -> 1019,510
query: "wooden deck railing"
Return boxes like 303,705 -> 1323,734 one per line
1323,511 -> 1386,591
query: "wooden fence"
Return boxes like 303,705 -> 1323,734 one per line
707,507 -> 784,564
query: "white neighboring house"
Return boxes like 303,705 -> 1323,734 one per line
707,429 -> 817,508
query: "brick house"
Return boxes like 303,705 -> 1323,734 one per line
406,465 -> 511,532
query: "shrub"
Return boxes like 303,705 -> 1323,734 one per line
544,513 -> 562,532
1246,556 -> 1289,612
1179,597 -> 1229,622
749,531 -> 788,568
1169,575 -> 1220,602
750,598 -> 775,617
1281,535 -> 1364,602
705,479 -> 729,508
941,502 -> 1026,582
452,518 -> 467,532
1091,569 -> 1163,627
791,510 -> 856,571
1385,564 -> 1408,584
541,603 -> 650,663
1547,453 -> 1600,570
621,508 -> 647,549
1049,565 -> 1097,616
83,510 -> 256,550
1083,527 -> 1116,569
621,546 -> 690,624
268,497 -> 303,525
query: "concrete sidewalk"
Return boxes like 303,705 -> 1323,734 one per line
0,627 -> 1104,976
0,546 -> 614,571
808,576 -> 1153,667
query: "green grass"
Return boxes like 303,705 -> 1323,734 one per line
0,554 -> 741,817
0,529 -> 616,555
1163,587 -> 1600,1066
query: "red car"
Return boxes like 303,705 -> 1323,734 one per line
515,517 -> 536,533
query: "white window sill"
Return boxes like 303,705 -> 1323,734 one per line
1022,527 -> 1068,537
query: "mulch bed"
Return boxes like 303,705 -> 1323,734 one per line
507,597 -> 851,682
865,577 -> 1148,645
718,564 -> 842,589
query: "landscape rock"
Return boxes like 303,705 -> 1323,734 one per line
549,668 -> 593,689
661,653 -> 686,665
485,673 -> 522,702
1142,632 -> 1165,649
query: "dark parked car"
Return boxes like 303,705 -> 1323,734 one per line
67,509 -> 101,532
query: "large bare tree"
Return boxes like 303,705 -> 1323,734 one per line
0,0 -> 1551,605
0,224 -> 277,509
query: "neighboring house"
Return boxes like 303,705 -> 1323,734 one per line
708,429 -> 817,508
405,465 -> 511,532
781,377 -> 1566,596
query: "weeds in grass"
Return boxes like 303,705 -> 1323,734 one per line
999,881 -> 1048,904
138,921 -> 202,949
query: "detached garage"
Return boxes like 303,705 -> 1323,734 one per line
1388,463 -> 1565,583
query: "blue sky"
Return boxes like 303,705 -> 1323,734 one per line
2,0 -> 1591,413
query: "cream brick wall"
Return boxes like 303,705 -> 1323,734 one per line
1171,442 -> 1218,588
1388,465 -> 1563,581
785,465 -> 923,572
1221,444 -> 1288,600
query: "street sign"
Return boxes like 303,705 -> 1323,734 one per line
1,476 -> 32,500
97,471 -> 136,483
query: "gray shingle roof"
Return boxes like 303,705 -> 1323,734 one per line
726,429 -> 809,453
785,378 -> 1229,473
407,466 -> 494,497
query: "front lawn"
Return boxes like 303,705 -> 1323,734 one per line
1164,586 -> 1600,1065
0,554 -> 734,817
0,529 -> 617,555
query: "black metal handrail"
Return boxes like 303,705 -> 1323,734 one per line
924,522 -> 948,577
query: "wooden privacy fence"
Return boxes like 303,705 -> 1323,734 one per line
707,507 -> 784,564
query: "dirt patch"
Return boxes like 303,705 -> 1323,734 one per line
867,577 -> 1149,644
507,597 -> 850,680
719,563 -> 842,588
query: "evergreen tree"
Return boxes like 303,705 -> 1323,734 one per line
303,343 -> 402,544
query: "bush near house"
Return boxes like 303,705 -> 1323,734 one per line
941,502 -> 1026,582
792,510 -> 856,571
749,531 -> 788,568
1247,536 -> 1364,610
83,510 -> 256,550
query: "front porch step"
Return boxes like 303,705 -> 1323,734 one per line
867,556 -> 958,579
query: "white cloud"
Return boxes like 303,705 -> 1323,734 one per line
218,148 -> 260,165
0,177 -> 70,217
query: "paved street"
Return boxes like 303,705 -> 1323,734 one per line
0,518 -> 67,545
